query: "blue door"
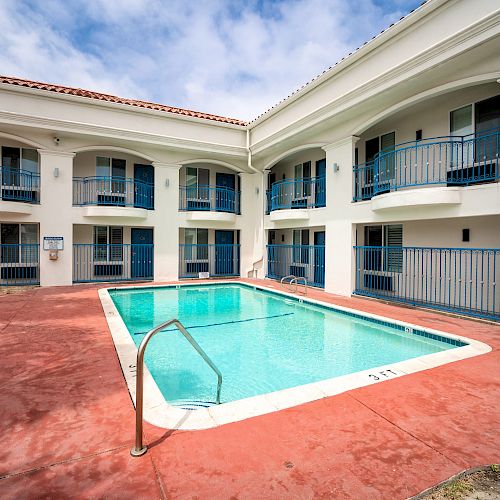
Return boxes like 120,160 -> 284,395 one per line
315,159 -> 326,207
314,231 -> 325,287
216,173 -> 236,212
215,230 -> 235,275
134,164 -> 154,209
131,228 -> 153,278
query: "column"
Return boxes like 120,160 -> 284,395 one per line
152,162 -> 181,281
38,150 -> 75,287
238,171 -> 265,278
322,136 -> 359,296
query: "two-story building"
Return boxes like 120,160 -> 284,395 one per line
0,0 -> 499,320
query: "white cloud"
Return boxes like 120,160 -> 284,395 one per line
0,0 -> 420,120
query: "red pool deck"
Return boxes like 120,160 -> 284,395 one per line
0,279 -> 499,499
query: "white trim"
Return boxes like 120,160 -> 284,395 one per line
99,280 -> 491,431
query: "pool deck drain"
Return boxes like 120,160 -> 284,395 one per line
0,278 -> 499,499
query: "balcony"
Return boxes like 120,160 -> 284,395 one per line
73,243 -> 154,283
354,245 -> 499,321
266,177 -> 326,220
179,185 -> 240,222
353,128 -> 500,206
0,166 -> 40,214
179,244 -> 240,278
73,177 -> 154,218
267,244 -> 325,288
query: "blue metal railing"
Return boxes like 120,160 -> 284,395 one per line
73,177 -> 154,209
267,244 -> 325,288
179,185 -> 240,214
268,177 -> 326,212
0,244 -> 39,285
354,246 -> 499,320
353,128 -> 500,201
73,244 -> 154,283
179,244 -> 240,278
0,166 -> 40,203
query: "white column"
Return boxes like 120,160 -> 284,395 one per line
38,150 -> 75,287
323,136 -> 359,296
238,171 -> 264,278
152,162 -> 181,281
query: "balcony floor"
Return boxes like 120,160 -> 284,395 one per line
0,280 -> 499,498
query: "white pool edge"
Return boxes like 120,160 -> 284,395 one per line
98,280 -> 492,431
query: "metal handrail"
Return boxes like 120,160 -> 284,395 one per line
131,318 -> 222,457
291,276 -> 308,295
280,274 -> 296,292
280,275 -> 308,295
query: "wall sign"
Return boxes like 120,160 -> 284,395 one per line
43,236 -> 64,251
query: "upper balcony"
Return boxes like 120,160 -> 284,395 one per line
73,176 -> 154,218
0,166 -> 40,214
353,128 -> 500,210
179,185 -> 240,221
266,177 -> 326,220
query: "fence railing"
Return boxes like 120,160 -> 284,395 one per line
179,244 -> 240,278
0,244 -> 39,285
267,244 -> 325,288
73,177 -> 154,209
73,244 -> 154,283
353,128 -> 500,201
354,246 -> 500,320
179,185 -> 240,214
268,177 -> 326,212
0,166 -> 40,203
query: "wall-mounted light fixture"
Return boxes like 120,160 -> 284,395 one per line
333,163 -> 339,172
165,179 -> 170,188
53,167 -> 60,178
255,187 -> 260,195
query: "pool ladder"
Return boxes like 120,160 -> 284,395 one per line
130,318 -> 222,457
280,275 -> 308,295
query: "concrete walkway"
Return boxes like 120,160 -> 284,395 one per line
0,281 -> 498,499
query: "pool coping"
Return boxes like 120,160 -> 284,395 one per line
98,280 -> 492,430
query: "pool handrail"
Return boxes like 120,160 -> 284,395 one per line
280,274 -> 308,295
131,318 -> 222,457
291,276 -> 308,295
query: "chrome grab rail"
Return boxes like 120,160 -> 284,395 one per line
131,318 -> 222,457
280,275 -> 307,295
292,276 -> 308,295
280,274 -> 296,292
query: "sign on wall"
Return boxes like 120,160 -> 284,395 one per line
43,237 -> 64,251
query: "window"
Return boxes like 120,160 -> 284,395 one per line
364,132 -> 395,186
294,161 -> 311,198
186,167 -> 210,201
450,105 -> 473,137
364,224 -> 402,272
184,228 -> 208,260
1,147 -> 39,187
96,157 -> 126,193
293,229 -> 309,264
93,226 -> 123,261
0,223 -> 38,263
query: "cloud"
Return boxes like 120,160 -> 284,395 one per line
0,0 -> 422,121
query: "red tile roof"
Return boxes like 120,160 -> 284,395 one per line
0,75 -> 247,126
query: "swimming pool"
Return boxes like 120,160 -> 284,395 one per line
100,282 -> 491,429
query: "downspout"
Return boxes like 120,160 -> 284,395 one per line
246,128 -> 264,277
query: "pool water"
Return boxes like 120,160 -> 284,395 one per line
110,284 -> 463,406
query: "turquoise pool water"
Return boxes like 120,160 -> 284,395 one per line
110,284 -> 463,406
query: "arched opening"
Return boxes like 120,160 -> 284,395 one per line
352,81 -> 500,201
179,161 -> 241,214
73,148 -> 155,210
265,146 -> 326,213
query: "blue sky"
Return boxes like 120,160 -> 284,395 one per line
0,0 -> 422,120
